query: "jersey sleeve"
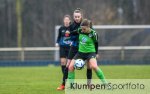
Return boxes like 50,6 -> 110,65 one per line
93,31 -> 98,54
70,28 -> 80,35
56,27 -> 61,43
77,28 -> 82,34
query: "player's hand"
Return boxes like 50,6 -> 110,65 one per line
96,54 -> 100,59
55,43 -> 59,47
70,42 -> 73,46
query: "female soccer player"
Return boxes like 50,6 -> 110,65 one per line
68,19 -> 107,84
57,8 -> 93,90
56,15 -> 72,90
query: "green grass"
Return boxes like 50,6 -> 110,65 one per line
0,65 -> 150,94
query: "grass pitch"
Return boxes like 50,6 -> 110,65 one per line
0,65 -> 150,94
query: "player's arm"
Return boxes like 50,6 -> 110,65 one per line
70,28 -> 80,35
95,41 -> 98,54
93,31 -> 98,54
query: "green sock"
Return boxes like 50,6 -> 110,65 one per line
68,71 -> 75,84
95,68 -> 107,84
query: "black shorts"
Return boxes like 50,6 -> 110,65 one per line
67,46 -> 78,59
59,46 -> 70,58
73,52 -> 96,61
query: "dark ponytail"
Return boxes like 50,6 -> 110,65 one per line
74,8 -> 83,17
89,20 -> 93,28
74,8 -> 82,13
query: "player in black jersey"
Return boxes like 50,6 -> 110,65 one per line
56,15 -> 72,90
57,8 -> 93,90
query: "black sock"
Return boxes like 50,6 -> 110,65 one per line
87,69 -> 92,84
61,65 -> 66,74
62,67 -> 68,85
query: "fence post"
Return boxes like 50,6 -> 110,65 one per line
54,26 -> 60,61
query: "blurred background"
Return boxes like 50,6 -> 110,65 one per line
0,0 -> 150,65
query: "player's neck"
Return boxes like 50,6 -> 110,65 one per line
86,28 -> 91,33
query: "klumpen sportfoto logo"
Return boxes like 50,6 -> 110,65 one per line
68,82 -> 145,91
65,79 -> 150,94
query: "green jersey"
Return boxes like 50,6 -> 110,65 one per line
78,28 -> 98,53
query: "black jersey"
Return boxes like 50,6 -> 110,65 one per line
56,26 -> 72,46
69,21 -> 81,47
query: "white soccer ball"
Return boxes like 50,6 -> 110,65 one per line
74,59 -> 85,70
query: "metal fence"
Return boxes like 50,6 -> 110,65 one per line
0,46 -> 149,65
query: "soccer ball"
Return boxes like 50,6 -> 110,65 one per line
74,59 -> 85,70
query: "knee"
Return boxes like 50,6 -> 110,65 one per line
68,59 -> 75,71
68,64 -> 74,71
89,59 -> 98,71
92,66 -> 97,71
66,59 -> 71,68
61,62 -> 66,65
60,58 -> 67,65
91,64 -> 99,71
87,63 -> 92,69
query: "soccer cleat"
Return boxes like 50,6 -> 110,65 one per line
57,84 -> 65,90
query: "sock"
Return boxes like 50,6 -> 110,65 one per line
62,67 -> 68,85
61,65 -> 66,74
95,68 -> 107,84
68,71 -> 75,84
87,69 -> 92,84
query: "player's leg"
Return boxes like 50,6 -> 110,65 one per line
89,58 -> 107,84
61,59 -> 71,86
68,59 -> 75,79
86,62 -> 92,84
57,47 -> 67,90
60,58 -> 67,74
59,47 -> 67,74
68,52 -> 81,81
56,58 -> 67,90
62,47 -> 78,85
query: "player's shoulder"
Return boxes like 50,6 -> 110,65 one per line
59,25 -> 64,30
90,29 -> 97,35
59,25 -> 71,31
78,27 -> 82,31
70,22 -> 75,26
76,27 -> 83,34
69,22 -> 76,29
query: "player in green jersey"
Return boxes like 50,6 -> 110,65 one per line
68,19 -> 107,84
